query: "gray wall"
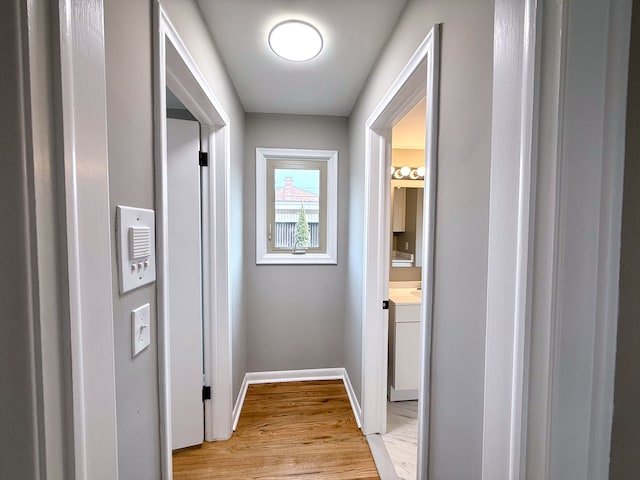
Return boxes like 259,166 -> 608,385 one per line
346,0 -> 494,478
104,0 -> 246,477
244,114 -> 349,372
610,0 -> 640,477
104,2 -> 160,476
0,1 -> 38,477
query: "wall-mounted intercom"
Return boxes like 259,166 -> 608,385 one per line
116,205 -> 156,294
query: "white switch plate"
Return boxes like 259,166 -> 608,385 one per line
132,303 -> 151,357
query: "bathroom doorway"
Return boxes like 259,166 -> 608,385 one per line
384,97 -> 427,479
360,25 -> 439,480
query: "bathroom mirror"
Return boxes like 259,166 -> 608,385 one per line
390,182 -> 424,281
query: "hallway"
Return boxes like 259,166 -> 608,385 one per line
3,0 -> 635,478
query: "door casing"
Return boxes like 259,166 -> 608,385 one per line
154,4 -> 233,479
361,25 -> 440,479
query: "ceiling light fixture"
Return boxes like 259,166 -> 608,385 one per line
269,20 -> 323,62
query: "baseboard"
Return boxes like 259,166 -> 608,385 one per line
342,368 -> 363,428
389,386 -> 418,402
232,375 -> 250,431
232,368 -> 363,430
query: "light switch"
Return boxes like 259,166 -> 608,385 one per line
132,303 -> 151,357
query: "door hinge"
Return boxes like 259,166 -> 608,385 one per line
382,300 -> 389,310
199,151 -> 209,167
202,385 -> 211,401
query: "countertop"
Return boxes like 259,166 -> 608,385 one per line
388,288 -> 422,305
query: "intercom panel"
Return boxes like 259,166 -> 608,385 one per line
116,205 -> 156,294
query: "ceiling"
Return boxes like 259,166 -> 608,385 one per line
392,97 -> 426,150
196,0 -> 408,116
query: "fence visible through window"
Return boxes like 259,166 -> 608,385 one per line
274,222 -> 319,249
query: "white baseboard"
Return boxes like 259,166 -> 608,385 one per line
342,368 -> 363,428
389,386 -> 418,402
232,375 -> 250,431
232,368 -> 362,431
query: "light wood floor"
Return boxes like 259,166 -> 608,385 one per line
173,380 -> 380,479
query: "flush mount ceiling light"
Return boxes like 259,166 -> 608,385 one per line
268,20 -> 323,62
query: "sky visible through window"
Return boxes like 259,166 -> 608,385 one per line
274,168 -> 319,194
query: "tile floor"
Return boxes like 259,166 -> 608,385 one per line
382,401 -> 418,480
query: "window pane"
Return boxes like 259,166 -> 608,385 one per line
274,168 -> 320,249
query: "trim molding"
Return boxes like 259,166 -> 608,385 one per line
232,369 -> 363,431
57,0 -> 119,478
482,0 -> 541,478
483,0 -> 632,478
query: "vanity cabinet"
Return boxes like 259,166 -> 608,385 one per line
388,300 -> 420,401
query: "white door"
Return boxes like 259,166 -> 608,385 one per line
167,118 -> 204,450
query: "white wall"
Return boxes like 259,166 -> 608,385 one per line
103,0 -> 246,477
347,0 -> 494,477
243,113 -> 349,372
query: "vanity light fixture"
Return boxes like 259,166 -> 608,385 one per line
268,20 -> 323,62
391,166 -> 426,180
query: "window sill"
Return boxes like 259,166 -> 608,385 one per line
256,252 -> 337,265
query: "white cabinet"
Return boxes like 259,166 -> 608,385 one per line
388,300 -> 420,401
392,187 -> 406,233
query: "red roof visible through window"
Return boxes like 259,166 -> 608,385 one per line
275,177 -> 318,203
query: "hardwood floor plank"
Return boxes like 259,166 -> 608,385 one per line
173,380 -> 380,480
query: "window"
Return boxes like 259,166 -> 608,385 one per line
256,148 -> 337,264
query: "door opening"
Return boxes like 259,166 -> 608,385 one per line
383,96 -> 427,479
361,25 -> 440,480
166,102 -> 206,450
154,5 -> 233,479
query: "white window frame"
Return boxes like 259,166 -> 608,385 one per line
256,147 -> 338,265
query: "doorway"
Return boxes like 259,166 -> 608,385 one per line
166,95 -> 206,450
361,25 -> 440,480
154,5 -> 233,479
383,96 -> 427,480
